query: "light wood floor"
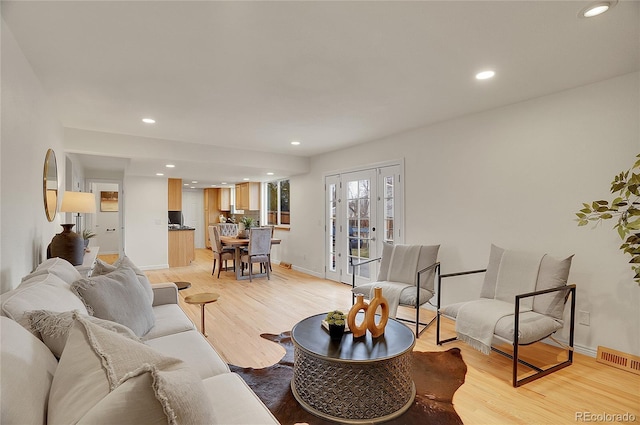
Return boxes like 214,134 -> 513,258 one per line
143,249 -> 639,424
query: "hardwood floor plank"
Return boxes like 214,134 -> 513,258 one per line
145,249 -> 640,424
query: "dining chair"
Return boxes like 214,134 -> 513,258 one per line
218,223 -> 239,237
208,225 -> 235,278
240,227 -> 272,282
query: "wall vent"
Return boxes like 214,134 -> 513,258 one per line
279,262 -> 292,269
596,346 -> 640,375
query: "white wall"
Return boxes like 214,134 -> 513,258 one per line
123,176 -> 168,270
287,72 -> 640,356
0,20 -> 66,292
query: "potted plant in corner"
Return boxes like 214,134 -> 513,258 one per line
81,229 -> 96,249
325,310 -> 346,341
575,153 -> 640,284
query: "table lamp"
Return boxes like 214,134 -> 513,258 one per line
49,191 -> 96,265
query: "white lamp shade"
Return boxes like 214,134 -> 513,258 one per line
60,191 -> 96,214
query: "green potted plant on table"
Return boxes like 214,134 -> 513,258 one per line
240,216 -> 255,238
81,229 -> 96,249
575,153 -> 640,284
325,310 -> 346,341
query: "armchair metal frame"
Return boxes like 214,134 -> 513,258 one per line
350,256 -> 441,338
436,269 -> 576,387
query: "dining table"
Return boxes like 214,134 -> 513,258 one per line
220,235 -> 281,280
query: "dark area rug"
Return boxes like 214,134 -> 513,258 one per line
229,332 -> 467,425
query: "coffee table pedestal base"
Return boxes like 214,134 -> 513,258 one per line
291,346 -> 415,424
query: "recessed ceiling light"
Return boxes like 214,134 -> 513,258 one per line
211,184 -> 217,187
190,186 -> 195,189
243,178 -> 250,181
166,164 -> 175,168
475,70 -> 495,80
267,172 -> 274,176
142,118 -> 156,124
291,141 -> 301,146
580,1 -> 616,18
156,173 -> 164,176
221,182 -> 227,185
184,183 -> 189,186
191,181 -> 198,184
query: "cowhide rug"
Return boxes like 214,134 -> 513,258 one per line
229,332 -> 467,425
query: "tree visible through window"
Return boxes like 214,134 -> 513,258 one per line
267,179 -> 290,226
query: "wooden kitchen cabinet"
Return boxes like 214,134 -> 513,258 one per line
235,182 -> 260,211
168,178 -> 183,210
218,187 -> 231,211
168,229 -> 194,267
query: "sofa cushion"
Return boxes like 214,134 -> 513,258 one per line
146,330 -> 230,378
92,255 -> 154,304
27,309 -> 140,358
20,257 -> 82,285
1,273 -> 88,332
142,304 -> 195,340
71,267 -> 155,337
494,311 -> 564,345
0,317 -> 58,425
202,373 -> 279,424
441,300 -> 563,345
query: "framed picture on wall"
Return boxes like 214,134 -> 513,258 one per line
100,191 -> 118,212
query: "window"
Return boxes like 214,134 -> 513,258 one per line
266,179 -> 290,226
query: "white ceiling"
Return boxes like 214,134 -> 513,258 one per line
2,0 -> 639,187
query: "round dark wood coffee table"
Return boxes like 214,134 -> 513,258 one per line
290,313 -> 416,424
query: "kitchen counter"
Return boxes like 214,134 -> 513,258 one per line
168,228 -> 195,267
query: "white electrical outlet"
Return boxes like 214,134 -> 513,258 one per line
579,310 -> 590,326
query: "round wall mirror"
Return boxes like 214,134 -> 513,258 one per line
43,148 -> 58,222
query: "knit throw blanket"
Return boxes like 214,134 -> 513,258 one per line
371,245 -> 421,318
456,250 -> 542,354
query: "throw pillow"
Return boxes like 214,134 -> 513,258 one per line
47,314 -> 215,425
93,255 -> 154,304
480,244 -> 505,298
27,309 -> 140,358
71,267 -> 155,337
1,273 -> 88,332
92,258 -> 117,275
532,254 -> 573,320
20,257 -> 82,285
47,319 -> 112,424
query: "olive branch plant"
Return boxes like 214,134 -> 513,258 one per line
575,154 -> 640,284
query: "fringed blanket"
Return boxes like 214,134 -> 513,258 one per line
374,245 -> 420,318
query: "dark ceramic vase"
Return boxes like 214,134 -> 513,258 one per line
49,224 -> 84,266
329,324 -> 345,342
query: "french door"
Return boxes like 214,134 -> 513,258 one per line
325,164 -> 403,285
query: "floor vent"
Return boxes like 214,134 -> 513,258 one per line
596,346 -> 640,375
279,262 -> 292,269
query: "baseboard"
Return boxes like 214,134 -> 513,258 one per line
291,265 -> 324,278
543,336 -> 597,358
139,263 -> 169,271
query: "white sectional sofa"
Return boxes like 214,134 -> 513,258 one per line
0,257 -> 279,424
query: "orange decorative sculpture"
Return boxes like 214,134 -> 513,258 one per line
348,295 -> 369,338
366,287 -> 389,338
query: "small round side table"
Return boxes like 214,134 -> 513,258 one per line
175,281 -> 191,291
184,292 -> 219,337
